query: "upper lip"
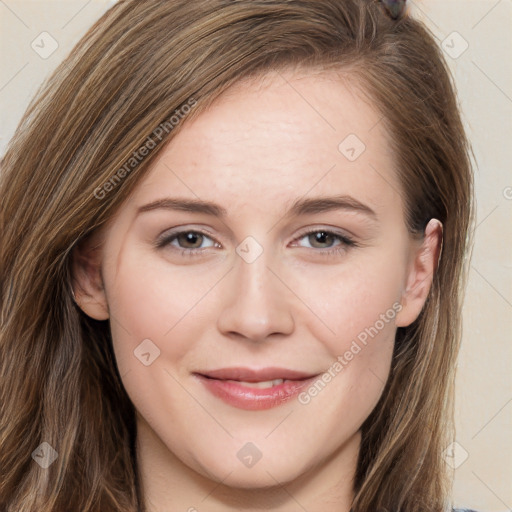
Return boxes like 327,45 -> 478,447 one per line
196,367 -> 320,382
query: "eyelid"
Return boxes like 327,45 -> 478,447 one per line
154,226 -> 219,250
155,225 -> 359,256
292,225 -> 357,243
290,227 -> 358,255
155,224 -> 217,241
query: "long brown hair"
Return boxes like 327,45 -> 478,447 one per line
0,1 -> 475,510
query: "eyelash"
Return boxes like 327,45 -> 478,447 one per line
155,228 -> 358,258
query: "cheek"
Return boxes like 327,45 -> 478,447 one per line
106,251 -> 225,376
104,253 -> 225,442
285,248 -> 402,417
287,245 -> 404,355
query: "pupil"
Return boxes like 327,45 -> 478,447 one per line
311,231 -> 332,248
179,232 -> 202,248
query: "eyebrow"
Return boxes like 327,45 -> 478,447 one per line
136,195 -> 377,219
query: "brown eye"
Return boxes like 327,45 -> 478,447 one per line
293,229 -> 357,258
156,229 -> 218,253
307,231 -> 337,249
175,231 -> 204,249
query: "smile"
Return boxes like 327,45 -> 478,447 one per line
193,367 -> 320,410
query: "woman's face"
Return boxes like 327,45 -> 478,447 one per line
74,68 -> 439,491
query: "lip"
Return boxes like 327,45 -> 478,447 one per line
193,367 -> 320,411
198,366 -> 318,382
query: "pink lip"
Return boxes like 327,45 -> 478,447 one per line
193,367 -> 320,410
198,366 -> 317,382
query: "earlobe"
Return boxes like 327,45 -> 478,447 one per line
70,232 -> 110,321
395,219 -> 443,328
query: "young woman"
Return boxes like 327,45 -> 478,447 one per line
0,1 -> 477,511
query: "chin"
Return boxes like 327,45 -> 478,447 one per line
214,468 -> 299,490
194,452 -> 308,488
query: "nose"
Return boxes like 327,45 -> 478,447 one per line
216,248 -> 295,343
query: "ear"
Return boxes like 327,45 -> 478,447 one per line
395,218 -> 443,328
70,230 -> 109,320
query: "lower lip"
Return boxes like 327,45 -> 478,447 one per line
194,374 -> 318,410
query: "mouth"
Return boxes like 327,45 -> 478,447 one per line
212,378 -> 289,389
193,367 -> 320,410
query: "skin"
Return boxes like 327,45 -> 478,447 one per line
72,68 -> 442,511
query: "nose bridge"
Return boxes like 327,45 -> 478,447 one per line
216,235 -> 294,342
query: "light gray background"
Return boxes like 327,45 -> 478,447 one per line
1,1 -> 511,510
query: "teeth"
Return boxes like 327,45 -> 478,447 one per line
230,379 -> 285,389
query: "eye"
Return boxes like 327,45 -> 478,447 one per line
293,228 -> 357,257
155,227 -> 358,258
155,229 -> 219,256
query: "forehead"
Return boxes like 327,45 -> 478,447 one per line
132,68 -> 402,219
